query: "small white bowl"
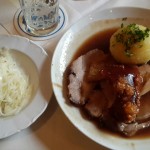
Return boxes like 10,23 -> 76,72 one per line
51,7 -> 150,150
0,35 -> 52,139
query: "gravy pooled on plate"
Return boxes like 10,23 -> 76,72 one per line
67,24 -> 150,137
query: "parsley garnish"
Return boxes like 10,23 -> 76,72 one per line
115,23 -> 150,57
121,23 -> 124,28
122,17 -> 127,21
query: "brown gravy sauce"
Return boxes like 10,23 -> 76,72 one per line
67,28 -> 150,139
73,28 -> 117,60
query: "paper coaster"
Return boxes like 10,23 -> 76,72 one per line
14,6 -> 67,40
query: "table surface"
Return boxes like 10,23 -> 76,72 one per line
0,0 -> 150,150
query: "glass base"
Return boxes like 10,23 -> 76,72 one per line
25,22 -> 58,36
13,6 -> 67,40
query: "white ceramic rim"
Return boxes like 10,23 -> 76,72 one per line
0,34 -> 52,139
51,7 -> 150,150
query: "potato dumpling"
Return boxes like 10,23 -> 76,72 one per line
110,23 -> 150,64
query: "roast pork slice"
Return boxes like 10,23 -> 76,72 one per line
100,80 -> 116,108
68,49 -> 106,105
68,55 -> 87,105
117,120 -> 150,136
102,106 -> 150,137
102,92 -> 150,137
137,92 -> 150,121
85,91 -> 107,117
139,64 -> 150,96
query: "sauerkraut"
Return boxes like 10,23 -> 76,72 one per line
0,48 -> 32,116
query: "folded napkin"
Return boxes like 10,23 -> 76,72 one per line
0,24 -> 9,35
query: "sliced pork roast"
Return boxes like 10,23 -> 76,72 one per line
68,49 -> 150,136
68,49 -> 107,105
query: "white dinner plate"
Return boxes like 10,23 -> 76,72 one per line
0,35 -> 52,139
51,7 -> 150,150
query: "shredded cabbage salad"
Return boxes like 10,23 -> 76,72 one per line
0,48 -> 32,116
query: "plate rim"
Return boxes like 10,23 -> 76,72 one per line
0,34 -> 52,139
51,6 -> 150,150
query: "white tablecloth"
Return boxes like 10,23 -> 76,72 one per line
0,0 -> 150,150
